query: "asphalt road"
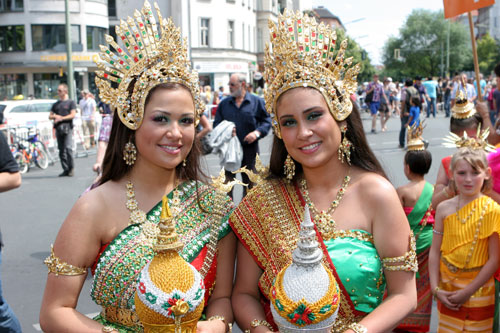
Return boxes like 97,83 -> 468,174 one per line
0,109 -> 455,332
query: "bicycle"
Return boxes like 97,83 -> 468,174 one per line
10,130 -> 50,174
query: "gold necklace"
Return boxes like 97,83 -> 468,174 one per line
300,170 -> 351,240
125,181 -> 181,225
455,197 -> 477,224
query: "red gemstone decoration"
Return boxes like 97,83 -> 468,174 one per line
288,27 -> 293,32
139,23 -> 143,27
134,46 -> 139,50
117,48 -> 123,53
312,31 -> 316,37
121,36 -> 126,40
134,57 -> 139,62
103,73 -> 108,78
119,60 -> 124,64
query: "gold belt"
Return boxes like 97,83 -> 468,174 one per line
102,306 -> 142,328
441,257 -> 482,274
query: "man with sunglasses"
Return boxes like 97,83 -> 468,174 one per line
49,84 -> 76,177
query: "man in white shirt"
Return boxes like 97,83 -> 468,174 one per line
79,90 -> 96,149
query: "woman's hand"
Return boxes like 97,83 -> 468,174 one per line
447,288 -> 471,308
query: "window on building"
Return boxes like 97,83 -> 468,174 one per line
0,0 -> 23,12
33,72 -> 82,99
257,0 -> 263,10
0,25 -> 25,52
200,18 -> 210,47
248,25 -> 251,51
108,0 -> 116,17
228,20 -> 234,48
0,74 -> 27,100
242,23 -> 245,50
109,25 -> 117,42
31,25 -> 80,51
87,26 -> 106,51
257,27 -> 263,53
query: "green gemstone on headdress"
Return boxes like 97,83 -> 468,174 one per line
142,31 -> 146,35
126,65 -> 130,70
305,46 -> 309,51
138,42 -> 143,47
139,54 -> 143,59
125,42 -> 130,47
323,53 -> 327,58
298,28 -> 302,33
124,55 -> 129,59
117,78 -> 122,83
113,70 -> 117,74
110,60 -> 114,64
126,31 -> 130,36
330,47 -> 334,52
106,50 -> 110,54
312,41 -> 316,46
319,34 -> 323,40
155,34 -> 159,38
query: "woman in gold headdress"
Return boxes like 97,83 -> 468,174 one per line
39,2 -> 234,332
230,10 -> 417,333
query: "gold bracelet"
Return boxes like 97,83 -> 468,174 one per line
208,315 -> 226,324
433,286 -> 441,296
349,322 -> 368,333
102,326 -> 117,333
250,319 -> 274,331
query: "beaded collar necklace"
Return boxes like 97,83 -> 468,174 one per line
125,181 -> 181,225
299,169 -> 351,239
455,197 -> 477,224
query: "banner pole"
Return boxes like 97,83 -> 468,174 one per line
467,12 -> 482,101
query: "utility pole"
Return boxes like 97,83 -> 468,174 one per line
446,20 -> 450,78
440,41 -> 444,78
64,0 -> 75,101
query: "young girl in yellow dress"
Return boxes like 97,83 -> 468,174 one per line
429,143 -> 500,332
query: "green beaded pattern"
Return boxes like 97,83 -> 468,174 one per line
90,180 -> 233,311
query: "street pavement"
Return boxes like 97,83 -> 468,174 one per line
0,109 -> 455,332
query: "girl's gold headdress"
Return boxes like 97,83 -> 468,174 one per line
407,122 -> 426,151
94,1 -> 204,130
443,126 -> 496,152
264,10 -> 361,138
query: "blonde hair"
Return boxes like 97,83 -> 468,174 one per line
450,148 -> 491,192
204,85 -> 212,104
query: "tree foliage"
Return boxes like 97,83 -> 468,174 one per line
381,9 -> 471,80
476,33 -> 499,75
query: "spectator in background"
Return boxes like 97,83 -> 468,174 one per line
423,77 -> 438,118
0,130 -> 22,333
451,73 -> 477,107
443,78 -> 452,117
414,76 -> 430,115
213,73 -> 271,197
49,83 -> 76,177
474,73 -> 487,100
79,90 -> 97,149
366,74 -> 389,133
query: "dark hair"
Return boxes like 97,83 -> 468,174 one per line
495,63 -> 500,77
405,79 -> 413,87
269,87 -> 387,180
99,83 -> 205,185
411,96 -> 421,108
415,75 -> 422,81
450,113 -> 482,135
404,150 -> 432,175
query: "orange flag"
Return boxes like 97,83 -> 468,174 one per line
443,0 -> 495,19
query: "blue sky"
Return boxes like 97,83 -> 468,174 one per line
312,0 -> 445,65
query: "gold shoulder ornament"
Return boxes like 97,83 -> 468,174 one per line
94,0 -> 204,130
233,154 -> 270,185
443,125 -> 496,152
44,244 -> 87,276
211,168 -> 247,194
264,9 -> 361,138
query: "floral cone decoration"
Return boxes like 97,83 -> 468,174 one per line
134,196 -> 205,333
270,206 -> 340,332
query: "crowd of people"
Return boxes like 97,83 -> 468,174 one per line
3,3 -> 500,333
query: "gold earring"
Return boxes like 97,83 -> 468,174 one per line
182,159 -> 186,167
284,154 -> 295,181
338,124 -> 353,165
123,139 -> 137,166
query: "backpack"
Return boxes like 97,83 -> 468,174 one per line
404,86 -> 419,114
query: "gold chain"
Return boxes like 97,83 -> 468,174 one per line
455,197 -> 477,224
125,181 -> 180,225
300,170 -> 351,239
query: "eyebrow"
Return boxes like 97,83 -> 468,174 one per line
279,106 -> 322,121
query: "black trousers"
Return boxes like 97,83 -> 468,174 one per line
56,130 -> 74,172
225,142 -> 259,199
399,115 -> 409,147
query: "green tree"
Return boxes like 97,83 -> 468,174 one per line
476,33 -> 499,74
381,9 -> 471,80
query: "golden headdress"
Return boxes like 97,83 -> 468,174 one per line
443,125 -> 496,152
407,122 -> 426,151
451,78 -> 476,119
264,9 -> 361,138
94,1 -> 204,130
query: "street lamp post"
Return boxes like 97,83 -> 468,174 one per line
65,0 -> 75,101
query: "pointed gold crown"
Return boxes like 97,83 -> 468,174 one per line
451,77 -> 476,119
94,1 -> 204,130
443,125 -> 496,152
264,10 -> 361,138
407,122 -> 426,151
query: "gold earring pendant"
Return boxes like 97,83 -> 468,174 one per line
338,124 -> 353,165
182,159 -> 187,167
284,154 -> 296,181
123,139 -> 137,166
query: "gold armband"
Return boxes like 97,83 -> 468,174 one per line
381,232 -> 418,272
44,244 -> 86,276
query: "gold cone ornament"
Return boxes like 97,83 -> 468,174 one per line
134,196 -> 205,333
451,78 -> 476,120
407,122 -> 426,151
